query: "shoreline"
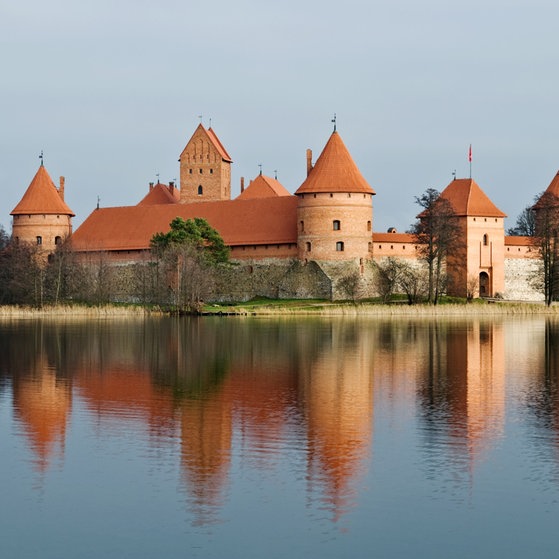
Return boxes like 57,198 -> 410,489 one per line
0,300 -> 558,318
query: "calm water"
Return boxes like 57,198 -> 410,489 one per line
1,316 -> 559,558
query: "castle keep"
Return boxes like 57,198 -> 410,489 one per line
10,123 -> 545,301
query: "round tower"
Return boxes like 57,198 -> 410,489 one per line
294,131 -> 375,262
11,164 -> 74,255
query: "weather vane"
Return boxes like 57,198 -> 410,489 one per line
452,170 -> 456,181
331,113 -> 337,132
39,150 -> 44,166
274,169 -> 278,180
156,172 -> 160,183
198,114 -> 203,124
258,163 -> 262,176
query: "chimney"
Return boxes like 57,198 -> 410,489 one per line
149,182 -> 154,190
169,181 -> 175,193
240,177 -> 245,193
306,149 -> 313,177
59,176 -> 65,201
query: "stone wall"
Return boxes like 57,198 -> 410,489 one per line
503,257 -> 543,301
211,259 -> 332,302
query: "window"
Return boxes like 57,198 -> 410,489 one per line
199,169 -> 203,174
189,169 -> 193,174
333,220 -> 341,231
336,241 -> 344,252
198,185 -> 203,195
210,169 -> 213,174
300,220 -> 304,232
367,221 -> 371,231
55,236 -> 62,246
306,242 -> 311,252
36,236 -> 42,245
483,234 -> 488,246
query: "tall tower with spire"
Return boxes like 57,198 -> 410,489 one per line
10,163 -> 74,255
295,130 -> 375,262
178,124 -> 233,203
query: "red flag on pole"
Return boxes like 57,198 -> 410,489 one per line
468,144 -> 472,162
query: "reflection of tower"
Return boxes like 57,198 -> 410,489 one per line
417,321 -> 505,473
300,321 -> 374,521
12,358 -> 71,472
179,395 -> 233,527
527,320 -> 559,457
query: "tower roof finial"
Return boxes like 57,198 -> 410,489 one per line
331,113 -> 337,133
39,150 -> 44,167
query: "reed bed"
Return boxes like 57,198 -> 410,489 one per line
0,305 -> 162,319
1,301 -> 558,319
210,302 -> 559,317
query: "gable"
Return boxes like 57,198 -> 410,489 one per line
179,124 -> 232,163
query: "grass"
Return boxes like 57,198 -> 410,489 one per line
201,297 -> 559,316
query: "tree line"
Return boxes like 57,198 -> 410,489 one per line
0,217 -> 230,311
2,189 -> 559,308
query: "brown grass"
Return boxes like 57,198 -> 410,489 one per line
0,304 -> 162,319
204,301 -> 559,317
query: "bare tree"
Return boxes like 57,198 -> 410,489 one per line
374,257 -> 406,303
532,191 -> 559,306
0,240 -> 43,305
410,188 -> 461,304
397,261 -> 429,305
466,274 -> 479,302
337,270 -> 362,302
507,204 -> 537,236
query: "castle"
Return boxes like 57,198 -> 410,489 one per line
10,123 -> 546,301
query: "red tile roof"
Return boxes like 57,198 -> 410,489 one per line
236,174 -> 291,200
70,196 -> 298,252
137,182 -> 180,206
505,235 -> 535,247
207,127 -> 233,163
11,165 -> 75,216
372,232 -> 416,243
532,171 -> 559,209
179,123 -> 232,163
438,178 -> 506,217
295,131 -> 375,195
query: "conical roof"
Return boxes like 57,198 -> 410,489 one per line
533,170 -> 559,209
438,178 -> 506,217
236,174 -> 291,200
295,131 -> 374,195
11,165 -> 75,216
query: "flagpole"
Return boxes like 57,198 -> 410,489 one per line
469,144 -> 472,179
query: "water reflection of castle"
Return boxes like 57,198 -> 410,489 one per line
2,317 -> 544,524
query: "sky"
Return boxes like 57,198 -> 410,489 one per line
1,0 -> 558,234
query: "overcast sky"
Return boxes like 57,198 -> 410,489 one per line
1,0 -> 558,234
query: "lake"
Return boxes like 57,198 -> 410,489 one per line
1,315 -> 559,558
